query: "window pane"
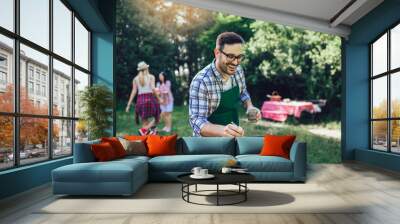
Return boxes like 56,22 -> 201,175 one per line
0,34 -> 14,113
372,33 -> 387,76
20,117 -> 49,165
372,77 -> 387,119
391,72 -> 400,118
74,69 -> 89,118
391,120 -> 400,153
0,0 -> 14,31
391,24 -> 400,70
53,59 -> 72,117
0,116 -> 14,170
20,44 -> 49,115
20,0 -> 49,49
372,121 -> 388,151
75,120 -> 88,143
53,0 -> 72,60
74,17 -> 89,70
53,119 -> 72,158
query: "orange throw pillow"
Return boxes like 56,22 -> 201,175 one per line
146,135 -> 177,157
260,135 -> 296,159
101,137 -> 127,158
91,142 -> 117,161
124,135 -> 148,142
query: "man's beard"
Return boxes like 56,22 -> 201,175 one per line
224,63 -> 237,75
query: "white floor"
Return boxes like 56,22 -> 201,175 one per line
1,163 -> 400,224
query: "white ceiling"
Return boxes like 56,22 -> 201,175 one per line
170,0 -> 384,38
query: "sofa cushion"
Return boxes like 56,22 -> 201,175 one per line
178,137 -> 235,155
101,137 -> 127,158
236,155 -> 293,172
119,138 -> 147,156
236,137 -> 263,155
91,142 -> 118,161
260,135 -> 296,159
52,159 -> 147,183
149,154 -> 235,172
147,135 -> 177,157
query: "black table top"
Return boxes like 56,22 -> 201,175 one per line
177,172 -> 255,185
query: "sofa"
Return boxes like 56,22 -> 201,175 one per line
52,137 -> 306,196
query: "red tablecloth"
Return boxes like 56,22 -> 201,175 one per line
261,101 -> 315,122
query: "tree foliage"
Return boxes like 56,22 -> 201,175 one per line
0,85 -> 58,149
116,0 -> 342,119
79,84 -> 113,140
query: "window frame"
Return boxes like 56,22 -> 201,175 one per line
0,0 -> 92,171
369,21 -> 400,154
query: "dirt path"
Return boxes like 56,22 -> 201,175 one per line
253,119 -> 341,140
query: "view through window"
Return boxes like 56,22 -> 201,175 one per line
0,0 -> 91,170
371,23 -> 400,153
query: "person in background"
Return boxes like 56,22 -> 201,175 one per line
157,72 -> 174,133
126,61 -> 162,135
189,32 -> 261,137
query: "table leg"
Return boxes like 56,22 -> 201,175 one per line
245,183 -> 247,201
217,184 -> 219,206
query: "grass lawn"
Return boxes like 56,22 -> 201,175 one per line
117,105 -> 341,163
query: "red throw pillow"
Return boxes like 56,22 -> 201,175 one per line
260,135 -> 296,159
91,142 -> 117,161
101,137 -> 127,158
146,135 -> 177,157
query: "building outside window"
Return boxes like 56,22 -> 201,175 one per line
28,81 -> 34,94
0,54 -> 7,89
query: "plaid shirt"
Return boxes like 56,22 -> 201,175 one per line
189,60 -> 251,136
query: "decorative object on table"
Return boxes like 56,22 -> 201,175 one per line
221,167 -> 232,173
222,167 -> 249,174
225,159 -> 239,168
190,167 -> 214,179
191,167 -> 202,176
79,84 -> 113,140
267,91 -> 282,101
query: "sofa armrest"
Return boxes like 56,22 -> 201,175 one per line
73,140 -> 100,163
289,142 -> 307,181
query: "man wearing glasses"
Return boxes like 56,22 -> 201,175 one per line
189,32 -> 261,137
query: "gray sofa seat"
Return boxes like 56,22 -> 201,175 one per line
52,157 -> 148,195
236,155 -> 293,172
149,154 -> 235,172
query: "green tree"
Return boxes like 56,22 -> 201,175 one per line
79,84 -> 113,139
243,22 -> 341,115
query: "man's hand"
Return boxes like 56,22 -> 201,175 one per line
246,106 -> 262,122
223,123 -> 244,137
125,105 -> 130,113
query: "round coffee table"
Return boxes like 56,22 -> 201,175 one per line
177,173 -> 255,206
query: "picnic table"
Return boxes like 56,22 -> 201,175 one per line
261,100 -> 316,122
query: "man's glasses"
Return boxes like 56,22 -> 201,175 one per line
219,49 -> 245,62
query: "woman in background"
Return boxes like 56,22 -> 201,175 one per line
126,61 -> 162,135
156,72 -> 174,133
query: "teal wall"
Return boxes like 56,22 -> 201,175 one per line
0,0 -> 116,200
344,0 -> 400,171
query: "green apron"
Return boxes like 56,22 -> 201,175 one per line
208,75 -> 240,126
